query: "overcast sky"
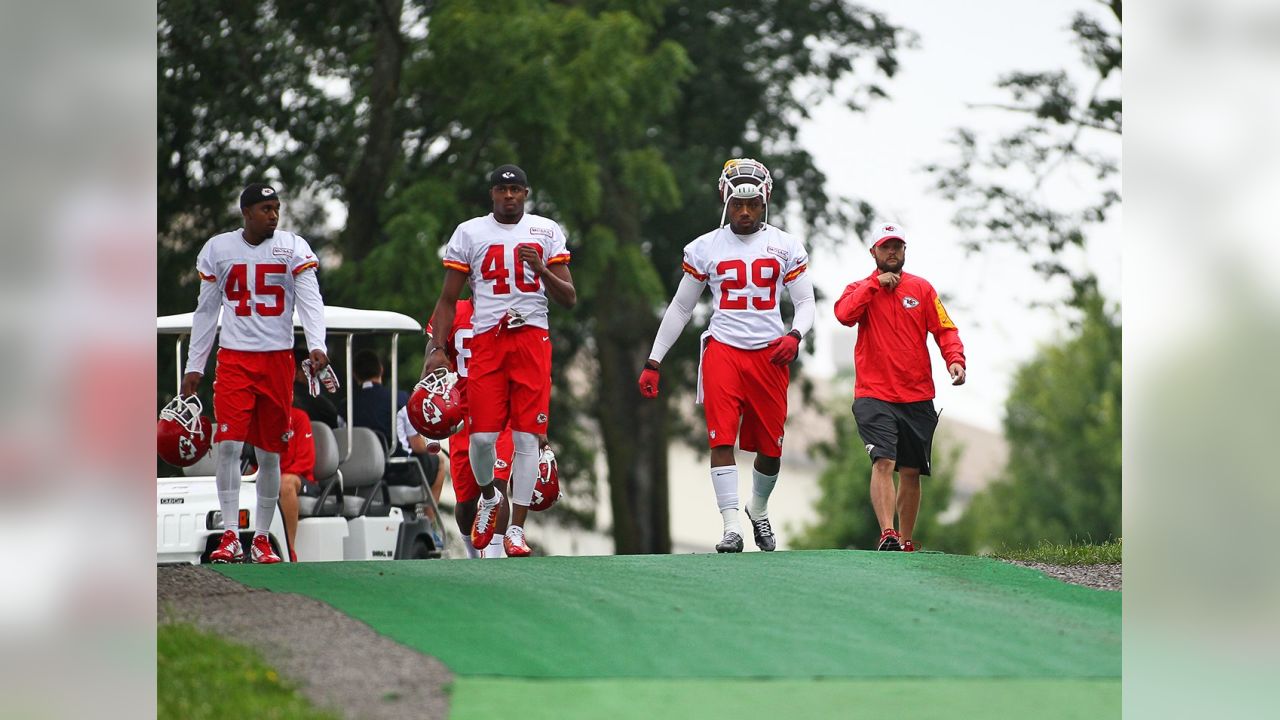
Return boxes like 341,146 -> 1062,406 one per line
797,0 -> 1122,432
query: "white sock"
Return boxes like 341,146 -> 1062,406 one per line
711,466 -> 741,535
469,432 -> 499,488
484,535 -> 505,558
215,440 -> 244,532
747,468 -> 779,519
254,450 -> 281,536
461,532 -> 481,559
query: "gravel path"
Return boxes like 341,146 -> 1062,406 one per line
1004,561 -> 1122,591
158,565 -> 453,720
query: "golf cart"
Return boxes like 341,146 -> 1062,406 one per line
156,306 -> 447,563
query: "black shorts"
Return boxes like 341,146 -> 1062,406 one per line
852,397 -> 939,475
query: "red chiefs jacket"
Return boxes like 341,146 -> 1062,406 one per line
834,270 -> 965,403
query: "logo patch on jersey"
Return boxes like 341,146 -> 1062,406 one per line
273,247 -> 293,259
709,430 -> 717,440
766,245 -> 791,261
776,435 -> 784,447
536,413 -> 548,424
865,443 -> 875,456
282,429 -> 294,443
902,296 -> 919,309
495,459 -> 509,470
529,226 -> 554,240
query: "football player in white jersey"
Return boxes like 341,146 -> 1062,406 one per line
181,183 -> 330,564
422,164 -> 576,557
638,158 -> 815,552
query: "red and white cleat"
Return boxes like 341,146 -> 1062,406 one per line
471,490 -> 504,549
877,528 -> 902,552
250,534 -> 282,564
209,530 -> 243,563
503,526 -> 532,557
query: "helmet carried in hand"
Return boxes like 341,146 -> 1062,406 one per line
157,395 -> 213,467
530,446 -> 560,511
407,368 -> 465,440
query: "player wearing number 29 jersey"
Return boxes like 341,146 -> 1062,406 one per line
639,158 -> 815,554
422,164 -> 577,558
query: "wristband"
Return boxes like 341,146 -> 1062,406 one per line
787,329 -> 802,341
644,359 -> 660,371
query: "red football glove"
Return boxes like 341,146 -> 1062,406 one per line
638,366 -> 660,398
766,333 -> 801,366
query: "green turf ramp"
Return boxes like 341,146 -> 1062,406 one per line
448,678 -> 1120,720
218,550 -> 1119,679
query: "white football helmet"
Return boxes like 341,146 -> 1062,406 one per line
718,158 -> 773,227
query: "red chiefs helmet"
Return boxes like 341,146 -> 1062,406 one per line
157,395 -> 213,467
530,446 -> 560,511
407,369 -> 465,440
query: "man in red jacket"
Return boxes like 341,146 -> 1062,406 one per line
834,222 -> 966,552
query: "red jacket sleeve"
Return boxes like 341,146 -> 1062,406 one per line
834,278 -> 879,326
924,285 -> 965,368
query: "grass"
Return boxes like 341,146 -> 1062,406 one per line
158,623 -> 341,720
991,539 -> 1122,565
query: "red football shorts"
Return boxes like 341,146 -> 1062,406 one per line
467,324 -> 552,434
212,348 -> 295,453
700,337 -> 789,457
447,411 -> 515,504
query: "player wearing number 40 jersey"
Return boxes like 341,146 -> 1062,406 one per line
182,183 -> 330,565
639,158 -> 815,554
422,164 -> 576,558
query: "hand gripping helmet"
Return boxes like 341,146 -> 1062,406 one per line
717,157 -> 773,227
529,446 -> 560,511
407,368 -> 465,440
157,395 -> 213,467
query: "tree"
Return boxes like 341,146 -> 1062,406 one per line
925,0 -> 1121,307
960,290 -> 1121,549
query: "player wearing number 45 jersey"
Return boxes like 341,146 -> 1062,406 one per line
182,183 -> 330,565
639,158 -> 815,553
422,164 -> 576,557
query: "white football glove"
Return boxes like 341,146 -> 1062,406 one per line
302,359 -> 340,396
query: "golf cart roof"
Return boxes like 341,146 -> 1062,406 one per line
157,306 -> 423,335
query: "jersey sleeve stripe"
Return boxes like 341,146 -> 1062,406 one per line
547,253 -> 572,266
682,262 -> 709,282
291,260 -> 319,275
198,271 -> 217,282
442,260 -> 471,273
783,263 -> 808,283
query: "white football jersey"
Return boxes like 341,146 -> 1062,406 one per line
442,213 -> 570,334
682,224 -> 809,349
195,229 -> 320,351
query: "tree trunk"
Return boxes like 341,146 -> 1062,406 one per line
340,0 -> 404,262
594,278 -> 671,554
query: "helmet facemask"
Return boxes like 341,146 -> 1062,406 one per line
160,395 -> 207,439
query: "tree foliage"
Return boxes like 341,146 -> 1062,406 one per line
960,290 -> 1121,549
157,0 -> 911,551
924,0 -> 1121,307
